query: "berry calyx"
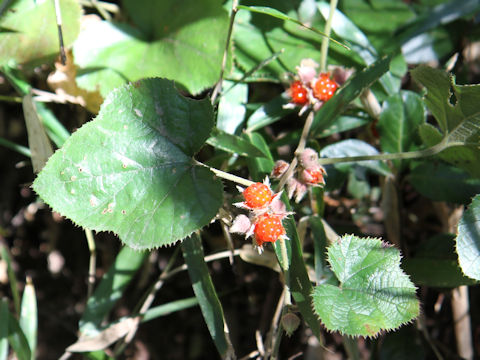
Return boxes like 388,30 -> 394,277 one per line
243,182 -> 273,209
289,81 -> 308,105
313,74 -> 338,102
253,214 -> 286,246
301,168 -> 325,186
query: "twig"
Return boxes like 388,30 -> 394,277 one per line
276,110 -> 315,191
84,229 -> 96,299
319,0 -> 338,73
211,0 -> 238,104
264,287 -> 286,359
53,0 -> 66,65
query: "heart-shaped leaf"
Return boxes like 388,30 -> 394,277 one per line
0,0 -> 81,66
73,0 -> 229,96
312,235 -> 419,337
33,78 -> 223,250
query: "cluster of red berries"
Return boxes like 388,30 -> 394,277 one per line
285,59 -> 339,113
230,179 -> 289,251
271,148 -> 326,203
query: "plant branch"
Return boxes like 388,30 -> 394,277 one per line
207,165 -> 255,187
319,0 -> 338,73
211,0 -> 238,104
276,110 -> 315,191
84,229 -> 96,299
317,139 -> 450,165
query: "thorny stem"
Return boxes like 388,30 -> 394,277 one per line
210,0 -> 238,105
84,229 -> 96,299
319,0 -> 338,73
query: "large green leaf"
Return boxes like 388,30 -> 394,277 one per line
33,78 -> 224,250
412,65 -> 480,177
403,234 -> 477,288
0,0 -> 81,66
312,235 -> 419,337
377,91 -> 426,170
456,194 -> 480,281
73,0 -> 229,96
233,1 -> 359,81
409,162 -> 480,204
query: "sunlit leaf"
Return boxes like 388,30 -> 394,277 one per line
33,78 -> 223,250
456,194 -> 480,281
312,235 -> 419,337
412,65 -> 480,177
73,0 -> 229,96
0,0 -> 81,66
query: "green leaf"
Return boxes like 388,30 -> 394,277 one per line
0,0 -> 81,66
207,128 -> 265,158
409,162 -> 480,204
311,56 -> 393,136
216,80 -> 248,135
320,139 -> 391,176
309,216 -> 333,283
316,113 -> 370,138
403,233 -> 477,287
312,235 -> 419,337
456,194 -> 480,281
33,78 -> 223,250
141,297 -> 199,323
395,0 -> 480,46
317,2 -> 398,95
19,279 -> 36,360
22,93 -> 53,173
0,245 -> 20,315
379,325 -> 425,360
79,247 -> 147,336
242,132 -> 275,181
7,313 -> 31,360
412,65 -> 480,176
246,95 -> 292,132
181,234 -> 234,358
73,0 -> 229,96
233,2 -> 359,81
237,5 -> 344,48
378,91 -> 425,170
0,299 -> 8,360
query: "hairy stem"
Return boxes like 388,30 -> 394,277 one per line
211,0 -> 238,104
319,0 -> 338,73
318,139 -> 449,165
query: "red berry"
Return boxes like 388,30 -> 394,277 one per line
289,81 -> 308,105
254,214 -> 286,246
313,74 -> 338,102
301,168 -> 325,185
243,182 -> 273,209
